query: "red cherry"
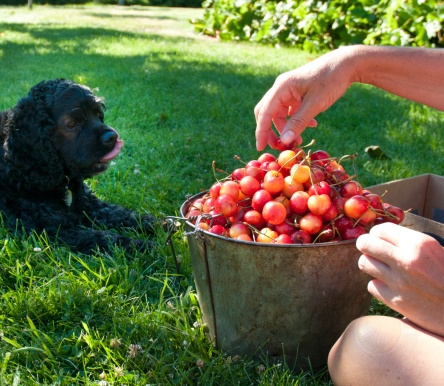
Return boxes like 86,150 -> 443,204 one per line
290,230 -> 312,244
322,202 -> 339,221
298,213 -> 323,234
239,176 -> 261,197
214,194 -> 238,217
246,160 -> 261,168
289,191 -> 309,215
263,170 -> 285,195
252,189 -> 273,212
256,227 -> 279,243
344,195 -> 370,219
219,181 -> 240,202
245,166 -> 265,181
365,193 -> 384,211
243,210 -> 265,229
382,203 -> 405,224
231,168 -> 246,181
340,181 -> 363,198
339,224 -> 367,240
275,234 -> 293,244
275,221 -> 296,236
316,224 -> 336,242
275,138 -> 295,151
262,201 -> 287,225
307,194 -> 332,216
209,224 -> 227,236
209,182 -> 222,199
310,149 -> 330,161
229,222 -> 251,239
258,152 -> 276,163
308,181 -> 331,196
208,210 -> 227,227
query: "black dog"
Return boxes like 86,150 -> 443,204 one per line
0,79 -> 157,254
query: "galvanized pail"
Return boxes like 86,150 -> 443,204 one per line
181,193 -> 372,370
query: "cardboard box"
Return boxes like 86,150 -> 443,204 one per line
366,174 -> 444,242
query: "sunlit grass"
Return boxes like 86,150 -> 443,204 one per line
0,3 -> 442,385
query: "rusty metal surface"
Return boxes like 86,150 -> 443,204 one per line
181,195 -> 372,370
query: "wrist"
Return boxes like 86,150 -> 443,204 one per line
337,45 -> 372,84
331,45 -> 367,85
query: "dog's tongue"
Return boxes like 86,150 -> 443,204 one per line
101,129 -> 124,162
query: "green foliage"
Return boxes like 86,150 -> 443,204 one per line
192,0 -> 444,52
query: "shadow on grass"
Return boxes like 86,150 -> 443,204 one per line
84,10 -> 188,21
1,22 -> 442,209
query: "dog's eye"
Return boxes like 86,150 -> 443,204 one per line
66,120 -> 77,130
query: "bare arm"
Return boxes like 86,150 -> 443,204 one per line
255,45 -> 444,151
353,45 -> 444,110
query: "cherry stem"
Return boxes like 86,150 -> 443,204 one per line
233,155 -> 246,165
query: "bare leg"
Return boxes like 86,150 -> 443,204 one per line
328,315 -> 444,386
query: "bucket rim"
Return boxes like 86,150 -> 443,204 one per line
180,192 -> 357,248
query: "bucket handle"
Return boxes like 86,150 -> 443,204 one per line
163,215 -> 211,274
164,215 -> 219,347
163,216 -> 183,274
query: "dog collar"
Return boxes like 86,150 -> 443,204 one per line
64,189 -> 73,207
63,176 -> 72,206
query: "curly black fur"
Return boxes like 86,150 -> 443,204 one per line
0,79 -> 156,254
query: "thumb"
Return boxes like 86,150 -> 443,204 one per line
280,112 -> 317,145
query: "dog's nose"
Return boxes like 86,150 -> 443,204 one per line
101,130 -> 117,145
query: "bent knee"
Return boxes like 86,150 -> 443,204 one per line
328,315 -> 403,385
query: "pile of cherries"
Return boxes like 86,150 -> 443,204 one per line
184,145 -> 404,244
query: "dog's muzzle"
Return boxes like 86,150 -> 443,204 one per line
100,127 -> 124,162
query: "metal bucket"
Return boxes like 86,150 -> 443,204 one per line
180,193 -> 372,370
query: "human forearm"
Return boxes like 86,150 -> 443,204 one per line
349,45 -> 444,111
255,44 -> 444,151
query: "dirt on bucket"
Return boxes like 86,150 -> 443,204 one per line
181,194 -> 372,371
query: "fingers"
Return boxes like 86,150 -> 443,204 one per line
366,278 -> 398,310
367,222 -> 413,246
254,95 -> 278,151
357,223 -> 429,267
255,98 -> 318,150
277,99 -> 320,146
359,255 -> 399,310
358,253 -> 390,280
356,227 -> 399,265
255,114 -> 272,151
255,75 -> 311,151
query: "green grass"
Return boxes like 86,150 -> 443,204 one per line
0,4 -> 443,385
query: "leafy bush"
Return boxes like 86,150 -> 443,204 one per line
191,0 -> 444,52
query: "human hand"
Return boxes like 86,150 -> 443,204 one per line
254,47 -> 358,151
357,223 -> 444,337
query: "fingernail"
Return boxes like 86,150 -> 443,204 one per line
281,131 -> 295,144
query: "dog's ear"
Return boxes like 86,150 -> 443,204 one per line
3,80 -> 67,192
0,110 -> 10,141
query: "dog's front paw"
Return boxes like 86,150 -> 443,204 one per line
125,237 -> 154,254
139,213 -> 158,234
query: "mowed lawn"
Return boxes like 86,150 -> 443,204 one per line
0,4 -> 443,385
